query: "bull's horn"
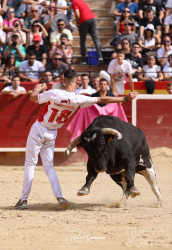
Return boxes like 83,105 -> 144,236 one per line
102,128 -> 122,140
65,136 -> 81,156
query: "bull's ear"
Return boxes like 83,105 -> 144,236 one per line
77,143 -> 83,149
108,137 -> 113,142
105,135 -> 115,142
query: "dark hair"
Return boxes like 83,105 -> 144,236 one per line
144,28 -> 154,40
13,20 -> 22,28
44,70 -> 52,75
57,19 -> 64,23
163,34 -> 171,40
32,20 -> 41,32
99,78 -> 108,84
81,74 -> 89,78
53,53 -> 62,58
167,83 -> 172,88
27,51 -> 36,56
116,49 -> 125,54
60,33 -> 68,40
5,54 -> 16,67
121,38 -> 131,46
12,34 -> 19,40
132,42 -> 140,47
120,7 -> 132,22
64,69 -> 77,80
12,76 -> 20,81
39,79 -> 47,84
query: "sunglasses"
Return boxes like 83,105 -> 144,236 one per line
32,10 -> 38,12
122,42 -> 129,45
53,58 -> 61,60
168,59 -> 172,62
33,25 -> 39,27
49,7 -> 55,9
57,24 -> 64,27
163,41 -> 170,43
45,74 -> 52,76
124,23 -> 132,26
123,11 -> 130,13
8,11 -> 15,14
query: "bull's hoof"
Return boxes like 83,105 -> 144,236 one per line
77,187 -> 90,196
130,187 -> 140,198
157,200 -> 165,208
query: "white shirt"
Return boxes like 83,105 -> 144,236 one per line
75,86 -> 96,95
108,59 -> 133,95
157,46 -> 172,67
166,0 -> 172,10
162,65 -> 172,77
0,15 -> 3,23
143,65 -> 161,79
19,60 -> 44,79
38,89 -> 97,129
164,14 -> 172,26
141,36 -> 156,49
2,85 -> 26,94
56,0 -> 67,15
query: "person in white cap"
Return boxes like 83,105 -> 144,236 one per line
139,23 -> 161,58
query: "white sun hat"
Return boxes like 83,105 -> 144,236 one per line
144,24 -> 155,32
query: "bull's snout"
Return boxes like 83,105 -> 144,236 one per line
95,167 -> 107,173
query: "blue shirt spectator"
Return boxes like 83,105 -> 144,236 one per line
115,0 -> 139,20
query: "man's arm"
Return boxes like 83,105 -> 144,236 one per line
156,26 -> 162,38
138,9 -> 143,19
42,53 -> 47,68
97,92 -> 138,104
56,5 -> 72,11
165,8 -> 171,19
110,73 -> 118,96
128,74 -> 134,92
30,83 -> 47,102
74,9 -> 80,26
159,10 -> 164,22
15,46 -> 25,60
18,72 -> 33,81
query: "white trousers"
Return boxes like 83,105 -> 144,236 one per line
21,120 -> 63,201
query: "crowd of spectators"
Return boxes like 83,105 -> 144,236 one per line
0,0 -> 171,98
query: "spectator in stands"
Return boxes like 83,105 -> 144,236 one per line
7,20 -> 26,46
139,0 -> 163,22
75,74 -> 96,95
125,43 -> 143,81
26,34 -> 48,67
139,24 -> 161,58
0,54 -> 18,84
165,24 -> 172,44
116,7 -> 136,36
1,76 -> 27,97
52,73 -> 65,90
164,0 -> 172,19
121,38 -> 131,54
113,0 -> 139,20
3,34 -> 26,67
49,33 -> 73,64
23,4 -> 44,33
54,0 -> 67,15
157,35 -> 172,67
0,25 -> 6,63
46,53 -> 69,81
44,2 -> 70,34
50,19 -> 73,47
139,7 -> 162,38
3,7 -> 20,34
26,0 -> 45,17
92,76 -> 100,91
167,83 -> 172,94
28,79 -> 48,95
0,13 -> 3,30
10,0 -> 46,19
76,75 -> 82,89
56,0 -> 103,65
138,55 -> 163,81
19,51 -> 44,82
163,54 -> 172,81
164,11 -> 172,34
115,20 -> 139,48
26,21 -> 48,49
43,70 -> 54,84
91,78 -> 115,107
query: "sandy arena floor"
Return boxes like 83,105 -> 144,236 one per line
0,147 -> 172,250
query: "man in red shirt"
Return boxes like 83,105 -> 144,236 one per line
57,0 -> 103,65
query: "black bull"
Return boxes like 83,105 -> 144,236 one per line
65,116 -> 163,207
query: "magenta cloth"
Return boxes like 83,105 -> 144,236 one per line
67,103 -> 128,141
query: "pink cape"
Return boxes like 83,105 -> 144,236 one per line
67,103 -> 128,141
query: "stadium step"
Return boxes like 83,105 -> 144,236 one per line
72,36 -> 112,47
72,46 -> 114,56
83,0 -> 112,9
71,64 -> 108,72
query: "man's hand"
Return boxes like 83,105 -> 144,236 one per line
34,83 -> 47,92
125,92 -> 138,102
165,46 -> 171,52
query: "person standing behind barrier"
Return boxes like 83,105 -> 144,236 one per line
1,76 -> 26,98
56,0 -> 103,65
167,83 -> 172,94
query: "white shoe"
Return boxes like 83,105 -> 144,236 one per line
57,197 -> 75,209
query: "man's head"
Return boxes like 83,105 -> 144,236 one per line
33,34 -> 41,49
57,19 -> 65,32
60,33 -> 68,45
30,4 -> 39,16
49,2 -> 56,13
123,20 -> 133,34
44,70 -> 53,83
52,53 -> 62,68
167,83 -> 172,94
64,69 -> 77,86
145,6 -> 154,19
168,54 -> 172,67
12,76 -> 20,90
11,34 -> 19,46
92,76 -> 100,91
81,74 -> 90,89
131,42 -> 140,55
147,55 -> 156,66
39,79 -> 47,92
99,78 -> 108,93
27,51 -> 36,66
163,35 -> 171,47
116,49 -> 125,64
125,0 -> 131,5
169,24 -> 172,35
7,7 -> 15,19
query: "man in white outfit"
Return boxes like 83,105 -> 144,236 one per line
15,69 -> 138,210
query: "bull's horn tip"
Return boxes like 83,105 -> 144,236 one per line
65,149 -> 70,156
118,134 -> 122,140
